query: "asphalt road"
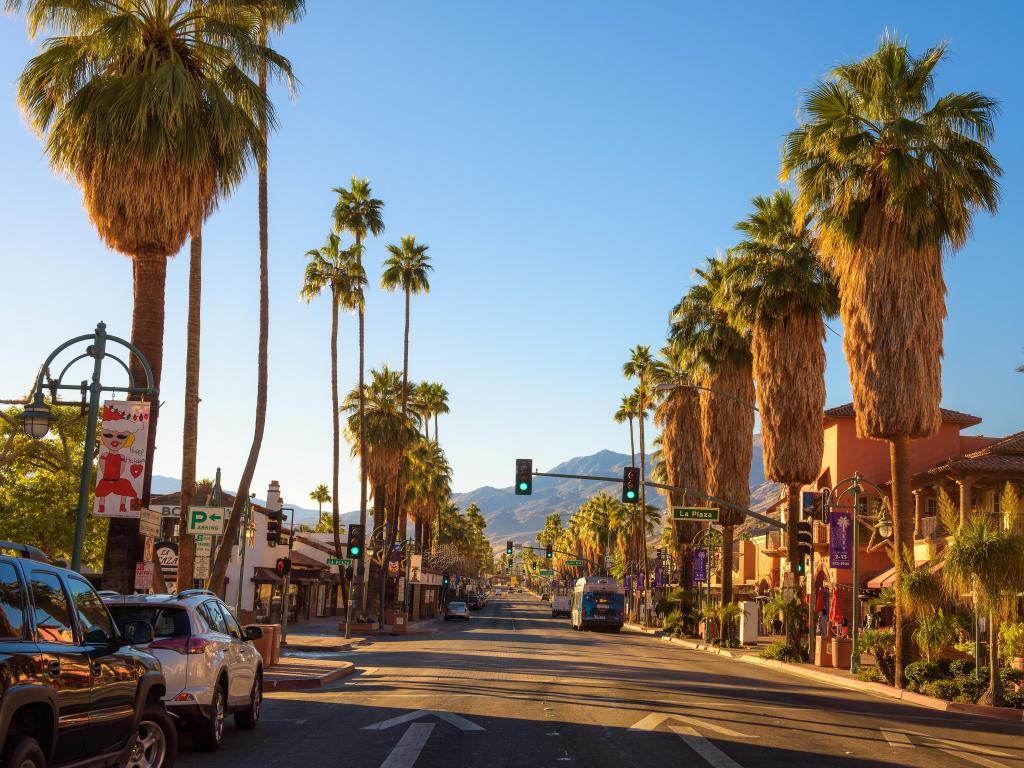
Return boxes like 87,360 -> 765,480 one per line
178,593 -> 1024,768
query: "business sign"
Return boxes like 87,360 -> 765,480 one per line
93,401 -> 150,518
154,541 -> 178,578
539,568 -> 554,576
829,510 -> 853,569
151,504 -> 181,518
187,506 -> 226,535
327,557 -> 352,566
138,508 -> 161,538
409,554 -> 423,583
673,507 -> 719,521
566,559 -> 584,567
692,548 -> 708,584
134,561 -> 154,591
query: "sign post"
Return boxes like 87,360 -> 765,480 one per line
673,507 -> 719,522
327,557 -> 352,567
566,559 -> 584,567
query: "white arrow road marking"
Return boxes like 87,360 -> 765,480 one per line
379,723 -> 434,768
881,730 -> 913,748
936,748 -> 1009,768
901,730 -> 1012,759
628,713 -> 756,738
670,726 -> 745,768
362,709 -> 485,732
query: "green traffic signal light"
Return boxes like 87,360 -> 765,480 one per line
626,490 -> 636,500
518,482 -> 528,491
350,545 -> 361,557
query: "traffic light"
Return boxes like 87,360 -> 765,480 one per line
347,523 -> 365,559
622,466 -> 640,503
275,557 -> 291,577
515,459 -> 533,495
442,572 -> 450,587
266,508 -> 284,545
546,544 -> 553,559
506,540 -> 513,556
796,520 -> 813,574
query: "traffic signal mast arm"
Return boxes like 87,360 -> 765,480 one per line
505,542 -> 598,570
528,469 -> 785,531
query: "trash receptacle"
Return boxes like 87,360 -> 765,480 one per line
832,637 -> 853,669
389,613 -> 407,635
815,635 -> 832,667
254,624 -> 280,666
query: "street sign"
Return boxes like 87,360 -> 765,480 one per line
538,569 -> 554,576
134,561 -> 153,590
187,506 -> 226,535
192,534 -> 212,579
154,541 -> 178,578
194,534 -> 213,553
566,559 -> 584,567
139,508 -> 161,538
673,507 -> 719,521
327,557 -> 352,566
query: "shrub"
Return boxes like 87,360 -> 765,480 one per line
921,679 -> 959,701
1000,667 -> 1024,688
1004,690 -> 1024,709
904,661 -> 943,689
856,666 -> 885,683
913,610 -> 959,662
953,676 -> 985,704
1000,622 -> 1024,665
664,609 -> 685,636
948,659 -> 975,677
856,629 -> 896,685
760,642 -> 801,662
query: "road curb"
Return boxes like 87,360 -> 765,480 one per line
265,661 -> 356,692
283,638 -> 366,652
660,635 -> 1024,723
623,623 -> 662,636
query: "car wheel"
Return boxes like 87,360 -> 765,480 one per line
127,705 -> 177,768
2,735 -> 46,768
193,684 -> 226,751
235,672 -> 262,729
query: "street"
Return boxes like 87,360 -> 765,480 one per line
179,594 -> 1024,768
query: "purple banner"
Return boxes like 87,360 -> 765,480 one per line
829,510 -> 853,569
693,548 -> 708,584
624,574 -> 632,593
636,571 -> 645,591
654,564 -> 664,589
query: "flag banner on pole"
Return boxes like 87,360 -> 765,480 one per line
654,564 -> 664,588
636,571 -> 645,591
624,574 -> 632,593
693,548 -> 708,584
93,401 -> 150,518
829,510 -> 853,569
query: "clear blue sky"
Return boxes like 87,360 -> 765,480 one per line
1,2 -> 1021,512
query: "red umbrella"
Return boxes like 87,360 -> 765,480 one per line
815,588 -> 825,613
829,590 -> 844,628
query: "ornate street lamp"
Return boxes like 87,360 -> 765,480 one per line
21,390 -> 56,439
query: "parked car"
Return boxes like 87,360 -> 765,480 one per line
540,593 -> 550,601
103,590 -> 263,752
444,602 -> 470,621
0,540 -> 176,768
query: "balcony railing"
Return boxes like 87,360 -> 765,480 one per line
918,516 -> 941,540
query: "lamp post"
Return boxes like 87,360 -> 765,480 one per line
19,322 -> 156,572
692,526 -> 722,642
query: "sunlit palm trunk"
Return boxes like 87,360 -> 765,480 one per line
210,50 -> 270,594
356,232 -> 369,612
176,226 -> 203,592
786,482 -> 802,648
628,417 -> 635,467
103,252 -> 166,593
330,291 -> 348,614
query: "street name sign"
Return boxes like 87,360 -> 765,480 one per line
566,559 -> 584,567
134,562 -> 153,591
139,508 -> 162,538
327,557 -> 352,566
539,569 -> 554,576
187,506 -> 226,535
673,507 -> 719,522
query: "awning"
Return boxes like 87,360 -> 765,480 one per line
252,567 -> 282,584
866,560 -> 941,590
288,568 -> 323,583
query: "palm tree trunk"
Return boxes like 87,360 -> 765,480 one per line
984,613 -> 1004,706
379,287 -> 412,624
628,417 -> 636,467
721,525 -> 734,605
434,413 -> 439,442
102,252 -> 166,593
890,434 -> 914,688
424,413 -> 430,441
356,231 -> 369,612
209,51 -> 270,596
638,388 -> 649,616
786,482 -> 802,648
176,226 -> 203,592
329,290 -> 347,612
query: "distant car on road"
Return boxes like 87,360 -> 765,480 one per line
540,593 -> 550,601
467,594 -> 483,611
445,602 -> 470,621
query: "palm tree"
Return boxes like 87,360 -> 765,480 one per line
413,382 -> 434,439
299,233 -> 365,600
671,253 -> 754,606
782,35 -> 1001,685
7,0 -> 294,589
333,177 -> 385,609
730,190 -> 839,600
613,393 -> 640,466
381,236 -> 433,550
425,383 -> 450,441
623,345 -> 657,602
405,439 -> 452,551
309,484 -> 331,515
943,509 -> 1024,705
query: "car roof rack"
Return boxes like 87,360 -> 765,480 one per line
176,589 -> 216,599
0,541 -> 50,563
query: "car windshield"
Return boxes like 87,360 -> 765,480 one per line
108,605 -> 190,638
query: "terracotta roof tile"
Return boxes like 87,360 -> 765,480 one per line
918,430 -> 1024,478
823,403 -> 982,427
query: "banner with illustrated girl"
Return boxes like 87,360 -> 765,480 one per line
92,401 -> 151,518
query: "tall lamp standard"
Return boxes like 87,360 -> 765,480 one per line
20,322 -> 156,572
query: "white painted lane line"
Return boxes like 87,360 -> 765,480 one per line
937,748 -> 1009,768
379,722 -> 434,768
670,725 -> 745,768
362,709 -> 485,732
881,730 -> 913,748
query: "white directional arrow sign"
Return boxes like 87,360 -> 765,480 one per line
629,712 -> 758,739
364,710 -> 485,768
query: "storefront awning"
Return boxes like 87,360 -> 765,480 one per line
252,567 -> 282,584
866,560 -> 941,590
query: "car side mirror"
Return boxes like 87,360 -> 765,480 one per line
244,625 -> 263,642
122,620 -> 155,646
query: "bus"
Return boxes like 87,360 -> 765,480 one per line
571,576 -> 625,631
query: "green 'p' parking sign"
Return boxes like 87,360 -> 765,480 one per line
188,506 -> 226,535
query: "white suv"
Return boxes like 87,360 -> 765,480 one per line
104,589 -> 264,751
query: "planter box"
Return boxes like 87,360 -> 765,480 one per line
339,621 -> 376,633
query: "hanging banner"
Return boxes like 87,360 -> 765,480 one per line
636,571 -> 646,591
409,555 -> 422,583
693,548 -> 708,584
829,510 -> 853,569
654,564 -> 664,589
93,401 -> 150,518
624,574 -> 632,593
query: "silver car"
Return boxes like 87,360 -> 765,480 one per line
104,589 -> 264,751
445,601 -> 470,621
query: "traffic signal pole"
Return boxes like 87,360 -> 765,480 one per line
280,507 -> 296,645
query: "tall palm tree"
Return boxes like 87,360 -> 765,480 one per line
623,345 -> 657,609
342,367 -> 418,623
381,235 -> 433,550
613,393 -> 640,466
413,382 -> 434,439
943,509 -> 1024,705
405,439 -> 452,551
309,484 -> 331,516
299,233 -> 365,598
425,383 -> 450,441
782,35 -> 1001,684
8,0 -> 294,589
671,253 -> 754,606
730,190 -> 839,600
333,177 -> 385,609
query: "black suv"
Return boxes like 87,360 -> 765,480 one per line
0,542 -> 176,768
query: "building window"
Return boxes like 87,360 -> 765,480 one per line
857,496 -> 868,517
993,491 -> 1001,515
927,497 -> 938,517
